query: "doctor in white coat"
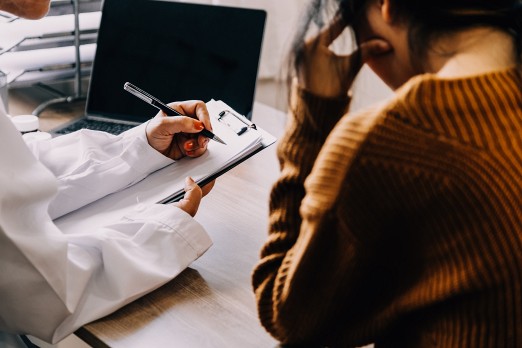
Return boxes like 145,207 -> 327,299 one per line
0,1 -> 216,347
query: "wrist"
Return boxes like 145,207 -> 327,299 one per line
291,79 -> 351,135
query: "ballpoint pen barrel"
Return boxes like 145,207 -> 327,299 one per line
123,82 -> 226,144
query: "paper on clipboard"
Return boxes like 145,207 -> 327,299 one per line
54,99 -> 276,233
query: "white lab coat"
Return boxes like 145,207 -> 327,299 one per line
0,112 -> 212,346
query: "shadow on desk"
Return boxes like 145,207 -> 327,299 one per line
77,268 -> 209,343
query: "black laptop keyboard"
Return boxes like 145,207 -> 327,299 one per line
54,119 -> 137,135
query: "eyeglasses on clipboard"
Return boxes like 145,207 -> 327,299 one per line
218,109 -> 257,136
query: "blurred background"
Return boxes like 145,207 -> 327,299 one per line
1,0 -> 392,119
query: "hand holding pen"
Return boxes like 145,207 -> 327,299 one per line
124,82 -> 226,145
145,100 -> 215,159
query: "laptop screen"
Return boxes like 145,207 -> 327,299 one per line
86,0 -> 266,122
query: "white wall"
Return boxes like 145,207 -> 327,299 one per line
351,65 -> 393,112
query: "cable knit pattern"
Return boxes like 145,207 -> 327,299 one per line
252,67 -> 522,347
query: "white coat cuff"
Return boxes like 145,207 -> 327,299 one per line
126,203 -> 212,258
122,122 -> 174,175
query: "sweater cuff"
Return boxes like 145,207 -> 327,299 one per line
290,80 -> 351,138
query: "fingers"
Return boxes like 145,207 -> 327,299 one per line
156,115 -> 206,135
201,179 -> 215,197
345,38 -> 391,78
317,16 -> 348,46
359,38 -> 392,63
167,100 -> 212,131
173,176 -> 202,217
180,134 -> 209,157
297,13 -> 392,98
316,17 -> 391,58
146,100 -> 212,160
147,116 -> 209,159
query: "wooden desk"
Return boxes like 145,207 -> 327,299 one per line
61,102 -> 284,348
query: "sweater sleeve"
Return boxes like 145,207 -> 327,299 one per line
269,82 -> 351,237
252,82 -> 350,343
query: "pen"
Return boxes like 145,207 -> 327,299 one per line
123,82 -> 226,145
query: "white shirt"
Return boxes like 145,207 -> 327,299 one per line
0,113 -> 212,346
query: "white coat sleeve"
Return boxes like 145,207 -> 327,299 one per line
26,123 -> 174,219
0,116 -> 212,344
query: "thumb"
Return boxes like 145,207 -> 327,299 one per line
172,176 -> 202,217
360,38 -> 392,62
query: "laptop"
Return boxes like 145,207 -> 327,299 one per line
51,0 -> 266,135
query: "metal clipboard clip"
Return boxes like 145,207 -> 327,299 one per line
218,109 -> 257,136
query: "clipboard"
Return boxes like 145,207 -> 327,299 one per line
217,109 -> 257,135
159,100 -> 271,203
158,100 -> 274,203
54,99 -> 277,233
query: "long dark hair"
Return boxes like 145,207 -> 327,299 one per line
386,0 -> 522,67
286,0 -> 522,92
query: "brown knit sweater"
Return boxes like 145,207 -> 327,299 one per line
252,67 -> 522,347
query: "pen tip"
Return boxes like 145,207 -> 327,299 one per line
213,135 -> 227,145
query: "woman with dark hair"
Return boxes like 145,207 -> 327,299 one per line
252,0 -> 522,346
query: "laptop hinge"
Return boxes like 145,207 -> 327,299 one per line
86,115 -> 141,126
